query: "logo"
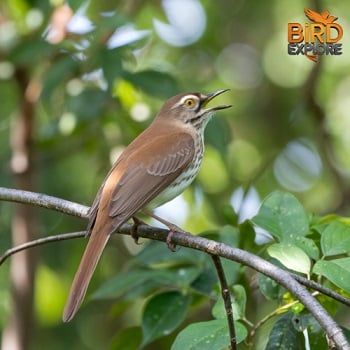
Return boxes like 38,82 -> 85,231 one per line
288,9 -> 343,62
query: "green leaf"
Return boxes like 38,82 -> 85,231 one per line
133,241 -> 206,267
141,291 -> 190,346
291,314 -> 328,349
67,0 -> 87,11
191,266 -> 218,296
41,55 -> 79,100
267,243 -> 311,275
283,234 -> 320,260
221,204 -> 239,226
238,219 -> 259,253
67,88 -> 109,121
313,258 -> 350,293
124,70 -> 179,99
320,221 -> 350,257
218,227 -> 241,285
10,39 -> 54,65
212,285 -> 246,321
259,273 -> 285,300
110,326 -> 142,350
98,47 -> 123,89
205,117 -> 231,157
92,269 -> 155,300
93,266 -> 201,300
252,192 -> 309,240
266,312 -> 303,350
171,319 -> 247,350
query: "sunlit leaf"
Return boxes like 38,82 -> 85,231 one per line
35,266 -> 67,325
283,234 -> 320,260
267,243 -> 311,275
114,79 -> 138,108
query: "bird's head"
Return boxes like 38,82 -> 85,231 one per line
157,89 -> 232,129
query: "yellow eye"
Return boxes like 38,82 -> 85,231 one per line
184,98 -> 196,108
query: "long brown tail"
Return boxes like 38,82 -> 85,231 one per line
62,227 -> 110,322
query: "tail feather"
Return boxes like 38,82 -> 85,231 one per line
62,228 -> 110,322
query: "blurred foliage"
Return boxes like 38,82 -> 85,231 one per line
1,0 -> 350,349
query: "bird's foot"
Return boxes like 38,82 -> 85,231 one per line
146,211 -> 188,252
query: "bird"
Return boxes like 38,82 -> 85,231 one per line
62,89 -> 231,322
304,9 -> 338,25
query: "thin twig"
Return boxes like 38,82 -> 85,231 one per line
248,291 -> 320,340
0,231 -> 86,266
211,255 -> 236,350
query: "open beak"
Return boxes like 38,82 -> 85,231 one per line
201,89 -> 232,112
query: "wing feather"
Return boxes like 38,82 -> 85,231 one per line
107,133 -> 195,233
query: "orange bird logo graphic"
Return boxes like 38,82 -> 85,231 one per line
304,9 -> 338,25
287,9 -> 343,62
303,9 -> 339,62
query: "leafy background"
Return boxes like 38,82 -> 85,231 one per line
0,0 -> 350,349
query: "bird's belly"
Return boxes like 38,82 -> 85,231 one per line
148,156 -> 202,209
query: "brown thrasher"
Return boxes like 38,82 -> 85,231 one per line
63,89 -> 231,322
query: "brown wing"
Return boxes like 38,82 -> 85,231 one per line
106,132 -> 195,233
85,132 -> 195,235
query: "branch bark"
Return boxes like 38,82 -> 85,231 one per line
0,187 -> 349,350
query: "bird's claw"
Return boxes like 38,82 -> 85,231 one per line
131,216 -> 146,244
165,223 -> 188,252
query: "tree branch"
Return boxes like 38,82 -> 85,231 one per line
1,219 -> 349,309
0,187 -> 89,218
291,273 -> 350,308
0,187 -> 349,349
